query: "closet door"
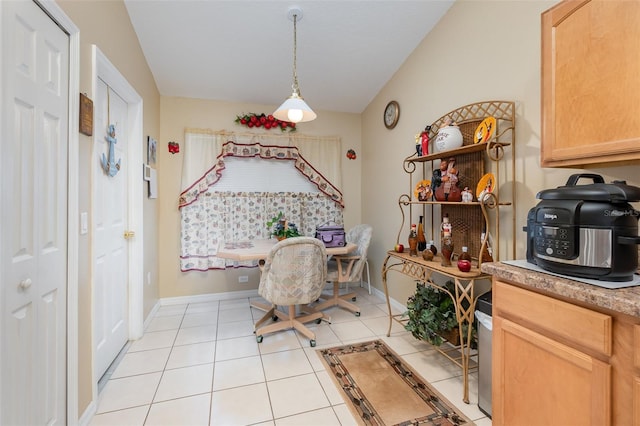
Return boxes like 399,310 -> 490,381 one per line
1,0 -> 69,423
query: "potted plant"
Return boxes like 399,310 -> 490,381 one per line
266,212 -> 300,240
404,281 -> 460,346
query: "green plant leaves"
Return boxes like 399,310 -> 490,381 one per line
404,281 -> 458,346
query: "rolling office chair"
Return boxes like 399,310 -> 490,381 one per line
254,237 -> 327,347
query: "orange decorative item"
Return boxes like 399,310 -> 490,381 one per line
476,172 -> 496,202
473,116 -> 497,144
414,180 -> 432,201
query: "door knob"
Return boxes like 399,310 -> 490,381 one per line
124,230 -> 135,239
19,278 -> 32,290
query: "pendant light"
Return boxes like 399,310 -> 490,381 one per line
273,7 -> 317,123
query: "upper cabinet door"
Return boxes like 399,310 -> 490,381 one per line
541,0 -> 640,168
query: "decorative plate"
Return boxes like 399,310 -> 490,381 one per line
476,173 -> 495,198
473,116 -> 497,144
414,180 -> 432,201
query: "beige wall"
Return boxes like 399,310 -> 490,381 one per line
361,0 -> 640,304
56,0 -> 160,417
158,97 -> 361,297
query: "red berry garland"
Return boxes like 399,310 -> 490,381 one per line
235,113 -> 297,132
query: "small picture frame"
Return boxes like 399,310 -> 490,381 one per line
147,136 -> 157,165
79,93 -> 93,136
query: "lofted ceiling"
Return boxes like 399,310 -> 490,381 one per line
124,1 -> 454,114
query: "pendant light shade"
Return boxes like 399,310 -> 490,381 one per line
273,7 -> 316,123
273,93 -> 316,123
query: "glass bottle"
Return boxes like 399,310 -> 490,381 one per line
417,216 -> 427,251
408,224 -> 418,256
441,214 -> 454,267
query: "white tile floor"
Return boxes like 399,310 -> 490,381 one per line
90,286 -> 492,426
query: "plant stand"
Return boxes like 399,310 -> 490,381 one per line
382,251 -> 489,404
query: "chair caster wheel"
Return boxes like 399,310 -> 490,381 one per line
256,335 -> 263,343
355,312 -> 361,317
310,340 -> 316,347
316,318 -> 322,324
352,297 -> 357,302
272,315 -> 278,321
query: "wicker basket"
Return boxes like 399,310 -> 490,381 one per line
439,327 -> 461,346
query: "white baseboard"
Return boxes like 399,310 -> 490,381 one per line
155,286 -> 406,321
144,301 -> 161,330
159,289 -> 260,306
77,400 -> 97,426
369,285 -> 407,313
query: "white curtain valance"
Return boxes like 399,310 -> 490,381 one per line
179,130 -> 343,208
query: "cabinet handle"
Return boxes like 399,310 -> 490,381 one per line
124,231 -> 135,239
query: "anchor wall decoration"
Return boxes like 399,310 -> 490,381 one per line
101,123 -> 121,177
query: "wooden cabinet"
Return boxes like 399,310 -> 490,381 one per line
635,325 -> 640,425
541,0 -> 640,167
493,278 -> 640,425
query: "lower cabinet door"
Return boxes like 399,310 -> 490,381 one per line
634,377 -> 640,426
635,325 -> 640,425
493,316 -> 611,426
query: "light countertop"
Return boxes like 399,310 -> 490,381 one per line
481,261 -> 640,319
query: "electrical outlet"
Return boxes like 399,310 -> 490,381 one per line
238,275 -> 249,283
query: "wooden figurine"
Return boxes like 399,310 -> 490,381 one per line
434,157 -> 462,202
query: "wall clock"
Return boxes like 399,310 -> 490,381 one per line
384,100 -> 400,129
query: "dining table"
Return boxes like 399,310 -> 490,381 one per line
216,238 -> 357,261
216,238 -> 358,320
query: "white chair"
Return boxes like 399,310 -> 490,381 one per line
254,237 -> 327,347
314,224 -> 373,316
347,258 -> 371,295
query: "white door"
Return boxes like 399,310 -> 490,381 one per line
93,79 -> 130,381
0,0 -> 69,424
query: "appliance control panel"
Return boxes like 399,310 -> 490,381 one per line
534,225 -> 576,259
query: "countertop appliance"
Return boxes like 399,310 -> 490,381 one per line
525,174 -> 640,282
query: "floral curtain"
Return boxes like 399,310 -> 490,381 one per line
180,191 -> 343,271
178,129 -> 344,271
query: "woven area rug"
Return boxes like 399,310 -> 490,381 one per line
317,340 -> 473,426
